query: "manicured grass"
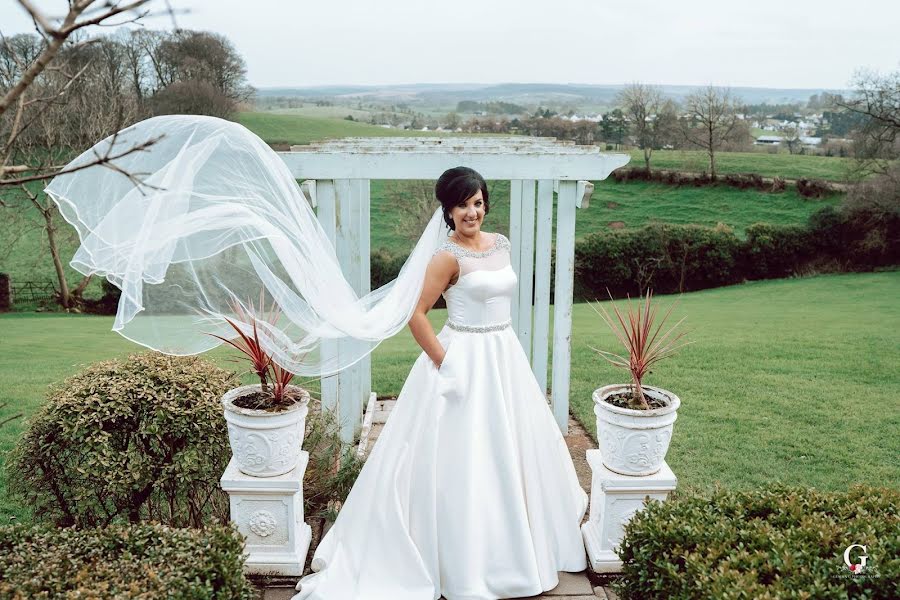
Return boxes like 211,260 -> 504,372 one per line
2,271 -> 898,523
2,176 -> 837,294
239,111 -> 855,181
565,270 -> 900,497
236,111 -> 451,146
369,178 -> 839,254
627,148 -> 855,182
0,112 -> 846,294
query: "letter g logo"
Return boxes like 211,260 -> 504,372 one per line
844,544 -> 868,573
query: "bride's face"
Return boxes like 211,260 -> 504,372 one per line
451,189 -> 485,235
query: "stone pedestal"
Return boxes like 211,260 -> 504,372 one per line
581,449 -> 677,574
220,452 -> 312,576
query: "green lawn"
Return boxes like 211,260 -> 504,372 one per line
626,149 -> 855,182
1,176 -> 838,296
238,111 -> 855,181
2,271 -> 898,523
1,112 -> 848,296
237,111 -> 454,146
368,178 -> 838,254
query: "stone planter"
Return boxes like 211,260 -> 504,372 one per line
593,384 -> 680,476
222,384 -> 310,477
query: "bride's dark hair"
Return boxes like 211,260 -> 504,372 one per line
435,166 -> 490,231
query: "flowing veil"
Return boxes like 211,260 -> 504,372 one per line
44,115 -> 452,377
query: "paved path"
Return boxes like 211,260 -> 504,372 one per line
257,398 -> 621,599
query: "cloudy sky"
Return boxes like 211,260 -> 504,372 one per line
2,0 -> 898,90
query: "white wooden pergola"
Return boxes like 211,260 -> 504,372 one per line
278,137 -> 629,443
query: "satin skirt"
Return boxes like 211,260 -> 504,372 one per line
292,323 -> 588,600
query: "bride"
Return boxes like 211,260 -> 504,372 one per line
43,116 -> 589,600
291,167 -> 589,600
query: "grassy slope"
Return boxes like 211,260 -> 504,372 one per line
1,112 -> 846,290
565,270 -> 900,496
241,111 -> 854,181
1,176 -> 839,291
2,271 -> 898,522
236,111 -> 448,145
369,178 -> 839,254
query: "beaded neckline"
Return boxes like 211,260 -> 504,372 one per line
442,232 -> 508,258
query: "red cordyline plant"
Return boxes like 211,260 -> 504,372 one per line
588,288 -> 692,410
206,291 -> 300,407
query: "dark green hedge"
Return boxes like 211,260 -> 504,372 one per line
616,483 -> 899,599
372,205 -> 897,302
0,522 -> 253,599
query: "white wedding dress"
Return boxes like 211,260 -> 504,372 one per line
293,231 -> 589,600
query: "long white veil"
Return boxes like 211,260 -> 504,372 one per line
45,115 -> 451,377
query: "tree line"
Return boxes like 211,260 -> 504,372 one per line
1,0 -> 252,310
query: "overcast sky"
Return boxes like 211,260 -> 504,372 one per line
2,0 -> 898,90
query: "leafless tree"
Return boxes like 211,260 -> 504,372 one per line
0,1 -> 173,309
615,82 -> 678,172
387,180 -> 439,242
781,124 -> 802,155
0,400 -> 22,429
835,67 -> 900,182
681,85 -> 746,179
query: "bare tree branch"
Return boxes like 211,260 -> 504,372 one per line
0,132 -> 163,187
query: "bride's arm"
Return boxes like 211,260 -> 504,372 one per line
408,252 -> 457,368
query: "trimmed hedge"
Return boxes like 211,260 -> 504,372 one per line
609,166 -> 843,196
0,522 -> 253,599
372,198 -> 897,302
7,353 -> 238,528
617,483 -> 899,599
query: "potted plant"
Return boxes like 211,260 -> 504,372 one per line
588,288 -> 692,476
208,295 -> 311,478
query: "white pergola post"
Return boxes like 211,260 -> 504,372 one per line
280,138 -> 628,442
532,179 -> 554,395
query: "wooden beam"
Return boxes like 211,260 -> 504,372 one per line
509,180 -> 522,332
315,180 -> 342,436
551,180 -> 578,434
279,151 -> 630,181
517,180 -> 536,362
532,179 -> 554,395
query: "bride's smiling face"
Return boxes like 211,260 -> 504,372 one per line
451,190 -> 485,234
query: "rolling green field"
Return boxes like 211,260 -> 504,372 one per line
1,111 -> 848,298
367,178 -> 838,254
237,111 -> 453,146
626,149 -> 855,182
2,271 -> 898,523
1,175 -> 839,298
239,111 -> 855,181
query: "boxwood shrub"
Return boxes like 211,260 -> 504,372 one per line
7,353 -> 238,528
616,483 -> 899,599
0,522 -> 252,599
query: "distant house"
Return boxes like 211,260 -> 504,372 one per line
800,136 -> 822,146
755,135 -> 783,146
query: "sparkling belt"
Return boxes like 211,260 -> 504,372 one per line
446,318 -> 512,333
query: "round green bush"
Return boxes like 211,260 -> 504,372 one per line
0,522 -> 253,599
7,352 -> 239,528
617,483 -> 899,599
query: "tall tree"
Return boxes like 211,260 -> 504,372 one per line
615,83 -> 678,172
835,67 -> 900,182
681,85 -> 743,179
0,1 -> 168,309
600,109 -> 628,148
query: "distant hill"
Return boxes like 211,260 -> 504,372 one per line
255,82 -> 850,107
